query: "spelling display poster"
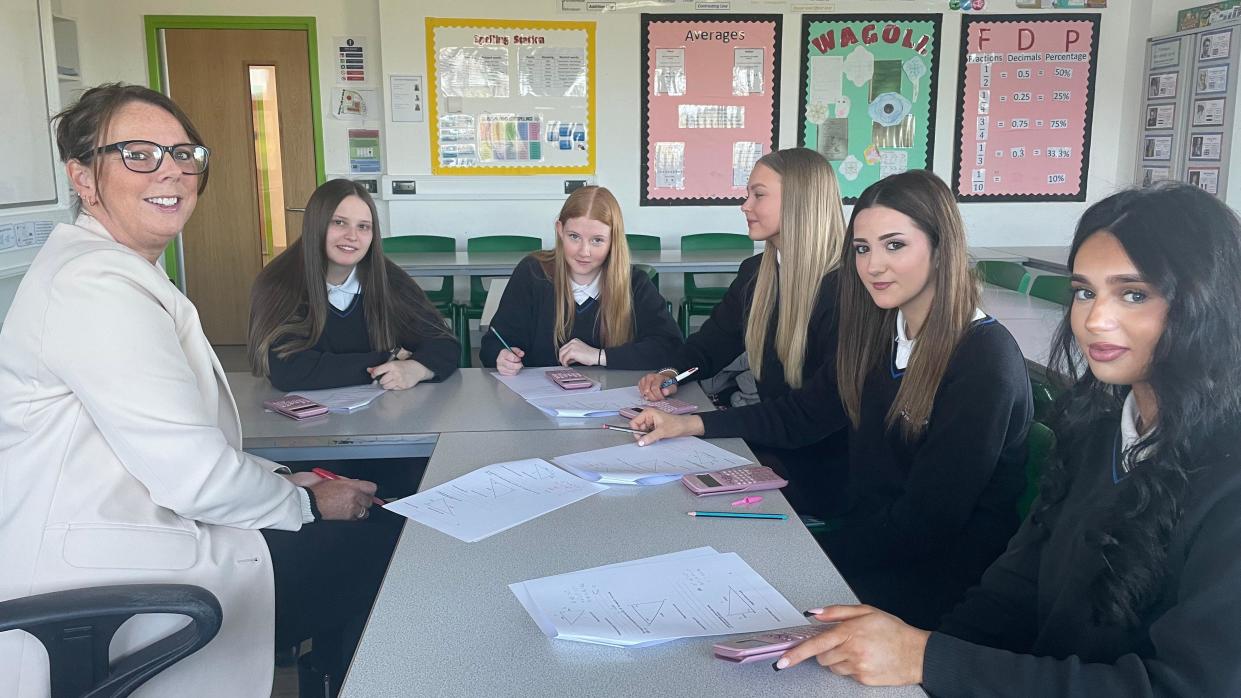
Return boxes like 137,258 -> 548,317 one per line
641,14 -> 782,205
797,15 -> 942,202
953,15 -> 1101,202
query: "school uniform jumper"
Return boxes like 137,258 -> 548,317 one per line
924,395 -> 1241,696
663,253 -> 849,517
818,316 -> 1032,630
479,254 -> 682,369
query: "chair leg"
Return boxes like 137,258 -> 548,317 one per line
677,300 -> 690,338
453,306 -> 471,368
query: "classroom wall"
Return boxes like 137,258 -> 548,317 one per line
0,0 -> 1185,325
1151,0 -> 1216,36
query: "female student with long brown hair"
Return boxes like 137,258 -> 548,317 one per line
776,183 -> 1241,697
248,178 -> 458,390
813,169 -> 1032,629
630,147 -> 850,516
480,185 -> 681,372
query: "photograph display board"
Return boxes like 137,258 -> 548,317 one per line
426,17 -> 595,175
952,14 -> 1101,202
639,14 -> 782,206
797,15 -> 942,203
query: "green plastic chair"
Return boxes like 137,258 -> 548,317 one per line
1029,274 -> 1073,306
678,233 -> 753,336
625,233 -> 661,251
455,235 -> 542,366
976,260 -> 1030,293
381,235 -> 456,318
1018,421 -> 1056,520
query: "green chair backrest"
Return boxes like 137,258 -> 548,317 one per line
1018,421 -> 1056,520
681,233 -> 753,296
625,234 -> 661,251
1029,274 -> 1072,306
381,234 -> 456,254
466,235 -> 542,307
1031,380 -> 1058,422
976,260 -> 1030,293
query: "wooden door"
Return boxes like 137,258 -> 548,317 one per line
164,28 -> 317,344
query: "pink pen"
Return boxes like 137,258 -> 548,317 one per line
731,495 -> 763,506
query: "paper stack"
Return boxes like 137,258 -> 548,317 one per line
553,436 -> 752,485
492,367 -> 601,401
510,547 -> 807,647
289,384 -> 386,413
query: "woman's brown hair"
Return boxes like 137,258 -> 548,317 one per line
247,179 -> 452,376
836,169 -> 979,442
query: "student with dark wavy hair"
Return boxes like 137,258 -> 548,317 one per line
774,183 -> 1241,697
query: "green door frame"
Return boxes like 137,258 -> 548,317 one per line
143,15 -> 327,283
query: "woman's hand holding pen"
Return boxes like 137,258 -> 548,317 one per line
629,409 -> 703,446
496,347 -> 525,375
637,370 -> 678,401
369,358 -> 432,390
306,475 -> 380,522
773,605 -> 928,686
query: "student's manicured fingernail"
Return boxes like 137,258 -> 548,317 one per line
773,658 -> 788,670
803,608 -> 824,617
637,440 -> 646,447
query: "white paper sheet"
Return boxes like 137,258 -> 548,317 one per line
288,384 -> 386,413
513,549 -> 807,647
384,458 -> 608,542
528,386 -> 646,417
553,436 -> 752,485
492,366 -> 602,401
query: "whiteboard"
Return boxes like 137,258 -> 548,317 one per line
0,0 -> 58,209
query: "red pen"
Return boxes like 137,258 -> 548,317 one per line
311,467 -> 385,506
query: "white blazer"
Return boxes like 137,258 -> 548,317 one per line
0,215 -> 304,697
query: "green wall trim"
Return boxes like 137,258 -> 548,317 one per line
142,15 -> 327,283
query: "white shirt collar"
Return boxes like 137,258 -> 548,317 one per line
1119,391 -> 1147,453
776,249 -> 782,266
893,307 -> 986,370
327,267 -> 361,311
571,273 -> 601,306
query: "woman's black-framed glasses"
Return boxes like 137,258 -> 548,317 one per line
86,140 -> 210,175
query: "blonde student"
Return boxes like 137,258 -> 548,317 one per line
480,185 -> 681,373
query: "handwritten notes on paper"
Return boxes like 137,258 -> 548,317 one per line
553,436 -> 752,485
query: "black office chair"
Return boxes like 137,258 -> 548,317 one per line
0,583 -> 222,698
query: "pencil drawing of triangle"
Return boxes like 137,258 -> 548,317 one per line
726,587 -> 755,616
423,493 -> 456,517
560,608 -> 585,625
631,600 -> 666,625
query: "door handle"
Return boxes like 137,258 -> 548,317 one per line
285,207 -> 306,212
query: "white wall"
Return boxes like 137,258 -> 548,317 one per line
1150,0 -> 1216,36
0,0 -> 1185,324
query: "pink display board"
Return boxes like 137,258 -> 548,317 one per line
952,15 -> 1100,202
640,15 -> 782,205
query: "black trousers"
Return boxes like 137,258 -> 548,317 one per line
262,458 -> 425,676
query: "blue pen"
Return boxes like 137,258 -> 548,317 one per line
687,511 -> 787,520
659,366 -> 698,389
490,326 -> 514,353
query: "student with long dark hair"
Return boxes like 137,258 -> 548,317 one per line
480,185 -> 681,373
629,148 -> 850,516
775,183 -> 1241,696
248,178 -> 458,391
813,170 -> 1031,629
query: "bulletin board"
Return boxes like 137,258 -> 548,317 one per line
425,17 -> 596,175
951,14 -> 1101,202
797,15 -> 942,204
639,14 -> 782,206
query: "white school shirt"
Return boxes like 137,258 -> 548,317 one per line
894,307 -> 987,370
327,267 -> 361,311
571,273 -> 601,306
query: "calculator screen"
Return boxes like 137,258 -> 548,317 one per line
697,474 -> 721,488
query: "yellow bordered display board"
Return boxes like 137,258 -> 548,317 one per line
426,17 -> 596,175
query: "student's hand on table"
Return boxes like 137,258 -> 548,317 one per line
368,359 -> 432,390
496,347 -> 525,375
308,477 -> 380,521
774,605 -> 929,686
629,410 -> 703,446
558,338 -> 601,367
637,370 -> 678,401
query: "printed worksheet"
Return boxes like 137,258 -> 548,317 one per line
288,384 -> 386,412
515,550 -> 807,646
553,436 -> 752,485
492,367 -> 601,401
384,459 -> 607,542
528,386 -> 646,417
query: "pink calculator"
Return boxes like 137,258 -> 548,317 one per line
681,465 -> 788,496
546,369 -> 594,390
618,399 -> 697,419
263,396 -> 328,420
713,624 -> 832,664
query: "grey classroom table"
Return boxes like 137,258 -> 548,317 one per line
231,367 -> 715,461
988,245 -> 1071,274
980,286 -> 1064,368
341,430 -> 926,698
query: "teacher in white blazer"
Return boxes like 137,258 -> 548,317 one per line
0,84 -> 381,697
